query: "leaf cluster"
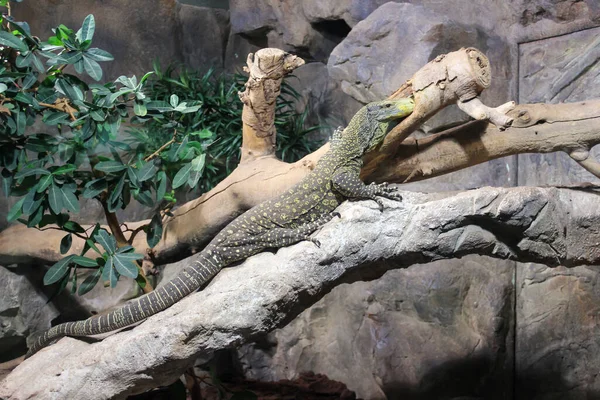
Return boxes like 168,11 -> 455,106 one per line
0,4 -> 323,295
129,64 -> 324,193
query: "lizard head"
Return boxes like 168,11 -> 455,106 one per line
362,98 -> 414,151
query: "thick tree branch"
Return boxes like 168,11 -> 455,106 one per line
2,186 -> 599,399
368,99 -> 600,183
2,97 -> 598,266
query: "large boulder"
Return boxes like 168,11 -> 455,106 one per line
240,257 -> 514,399
0,265 -> 58,361
515,23 -> 600,399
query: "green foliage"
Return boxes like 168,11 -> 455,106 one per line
0,2 -> 322,295
128,64 -> 324,193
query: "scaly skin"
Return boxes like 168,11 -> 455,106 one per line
27,98 -> 414,357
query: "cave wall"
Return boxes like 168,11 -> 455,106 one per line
3,1 -> 600,398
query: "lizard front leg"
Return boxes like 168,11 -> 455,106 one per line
332,167 -> 402,210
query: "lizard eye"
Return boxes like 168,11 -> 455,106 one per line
385,103 -> 391,108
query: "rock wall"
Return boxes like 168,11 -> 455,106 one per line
4,0 -> 600,399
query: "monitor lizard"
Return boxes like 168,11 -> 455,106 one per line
27,98 -> 414,357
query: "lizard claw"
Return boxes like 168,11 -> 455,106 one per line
311,238 -> 321,248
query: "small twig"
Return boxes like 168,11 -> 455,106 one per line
35,226 -> 88,241
38,98 -> 77,121
126,225 -> 147,245
144,130 -> 178,162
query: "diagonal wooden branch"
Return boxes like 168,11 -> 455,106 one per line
367,99 -> 600,183
3,186 -> 599,399
2,98 -> 598,266
0,48 -> 514,266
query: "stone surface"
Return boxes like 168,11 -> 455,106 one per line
240,257 -> 514,399
178,4 -> 230,71
0,265 -> 58,362
287,62 -> 363,131
515,24 -> 600,400
229,0 -> 353,62
2,186 -> 599,400
0,263 -> 140,361
518,25 -> 600,186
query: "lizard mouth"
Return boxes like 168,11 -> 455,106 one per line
391,98 -> 415,119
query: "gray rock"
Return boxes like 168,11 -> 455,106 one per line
515,22 -> 600,400
0,265 -> 58,361
12,0 -> 184,81
301,0 -> 388,27
241,257 -> 514,399
2,186 -> 598,399
178,4 -> 230,71
0,263 -> 140,361
287,62 -> 363,133
229,0 -> 352,62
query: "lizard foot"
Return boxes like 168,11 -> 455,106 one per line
371,182 -> 403,202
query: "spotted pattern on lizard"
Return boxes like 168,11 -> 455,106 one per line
27,98 -> 415,357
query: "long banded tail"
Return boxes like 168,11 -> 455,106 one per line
27,252 -> 223,357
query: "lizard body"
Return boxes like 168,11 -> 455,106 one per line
28,98 -> 414,356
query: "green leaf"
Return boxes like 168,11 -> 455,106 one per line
146,214 -> 163,248
37,175 -> 54,193
21,73 -> 37,90
78,268 -> 101,295
77,14 -> 95,42
85,48 -> 114,62
22,188 -> 42,215
43,110 -> 70,126
83,56 -> 102,81
133,101 -> 147,117
191,153 -> 206,172
60,234 -> 72,254
190,129 -> 213,139
94,229 -> 116,253
188,168 -> 202,188
7,197 -> 25,222
0,83 -> 7,93
53,164 -> 77,175
102,256 -> 118,287
170,94 -> 179,107
26,206 -> 44,227
56,78 -> 84,101
95,161 -> 127,173
16,52 -> 33,68
156,171 -> 167,201
63,220 -> 85,233
15,168 -> 50,179
0,30 -> 28,52
85,238 -> 101,255
135,190 -> 154,207
112,254 -> 138,278
108,174 -> 125,209
146,100 -> 172,112
44,255 -> 74,285
72,255 -> 99,267
172,163 -> 191,189
15,109 -> 26,136
61,188 -> 80,213
48,183 -> 64,214
136,162 -> 154,182
83,178 -> 107,198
